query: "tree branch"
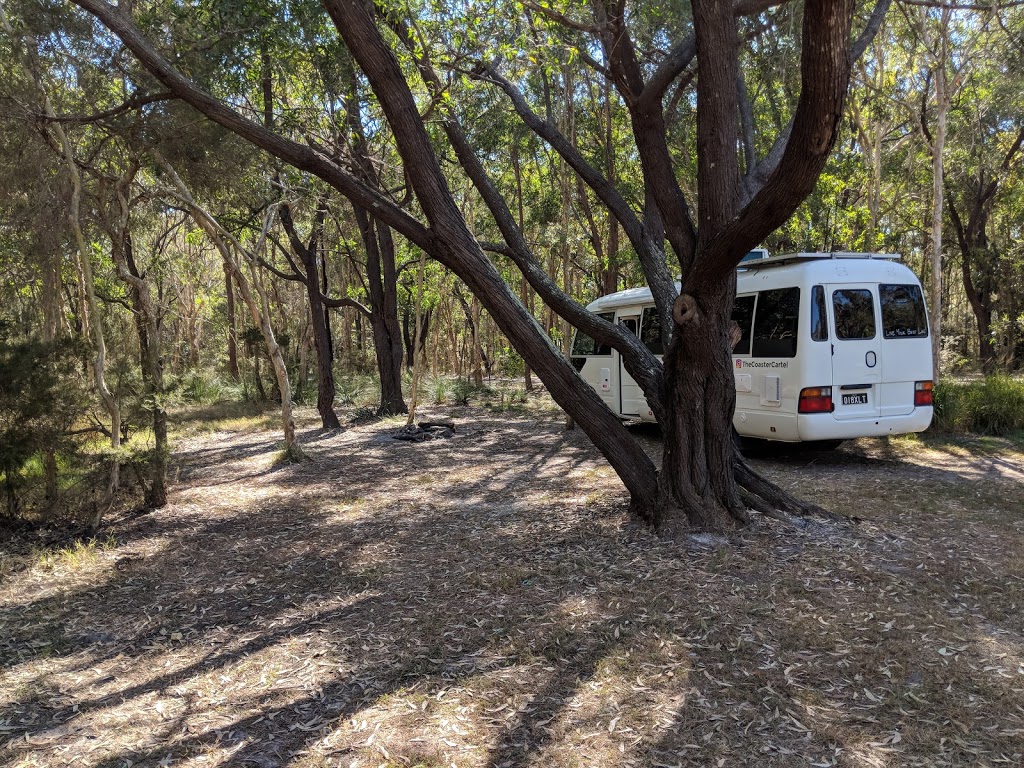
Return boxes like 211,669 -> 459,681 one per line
37,90 -> 174,123
69,0 -> 432,253
686,0 -> 856,295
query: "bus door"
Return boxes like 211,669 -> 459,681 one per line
877,283 -> 931,417
829,284 -> 882,420
616,313 -> 643,417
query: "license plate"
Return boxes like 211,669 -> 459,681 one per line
842,393 -> 868,406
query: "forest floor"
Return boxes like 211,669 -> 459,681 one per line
2,397 -> 1024,768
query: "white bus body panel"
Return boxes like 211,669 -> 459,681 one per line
574,253 -> 934,443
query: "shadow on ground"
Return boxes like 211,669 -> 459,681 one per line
2,410 -> 1023,767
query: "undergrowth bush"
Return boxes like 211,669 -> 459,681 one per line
174,370 -> 238,405
932,376 -> 1024,435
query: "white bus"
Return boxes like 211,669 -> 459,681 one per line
571,252 -> 934,444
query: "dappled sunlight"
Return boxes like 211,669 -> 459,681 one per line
2,410 -> 1024,766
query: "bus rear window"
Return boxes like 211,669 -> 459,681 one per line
751,288 -> 799,358
881,284 -> 929,339
571,312 -> 615,356
833,289 -> 876,340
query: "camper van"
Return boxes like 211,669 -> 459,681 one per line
571,252 -> 934,444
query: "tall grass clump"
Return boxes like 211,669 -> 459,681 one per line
176,370 -> 238,405
932,375 -> 1024,435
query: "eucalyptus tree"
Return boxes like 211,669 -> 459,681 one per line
944,7 -> 1024,371
67,0 -> 886,531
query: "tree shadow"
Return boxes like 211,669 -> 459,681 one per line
0,414 -> 634,766
4,412 -> 1020,767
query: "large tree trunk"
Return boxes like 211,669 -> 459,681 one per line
658,283 -> 746,531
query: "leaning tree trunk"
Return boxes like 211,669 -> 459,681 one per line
73,0 -> 860,531
156,158 -> 298,453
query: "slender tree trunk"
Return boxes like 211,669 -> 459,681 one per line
353,207 -> 407,415
920,8 -> 952,380
297,241 -> 341,429
110,186 -> 169,508
928,76 -> 948,379
225,262 -> 240,381
157,158 -> 298,453
407,247 -> 427,424
511,143 -> 533,390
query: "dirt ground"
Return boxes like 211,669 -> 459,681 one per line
2,403 -> 1023,768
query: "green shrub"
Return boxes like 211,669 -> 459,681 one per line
0,334 -> 89,520
429,376 -> 451,404
177,370 -> 235,404
450,378 -> 491,405
335,374 -> 373,406
932,376 -> 1024,435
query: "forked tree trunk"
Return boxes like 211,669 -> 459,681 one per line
658,282 -> 746,531
354,207 -> 407,415
76,0 -> 860,532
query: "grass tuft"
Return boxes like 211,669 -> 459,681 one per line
932,375 -> 1024,436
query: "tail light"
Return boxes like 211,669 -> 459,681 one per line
798,386 -> 833,413
914,380 -> 934,407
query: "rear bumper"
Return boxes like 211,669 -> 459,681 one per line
795,407 -> 933,441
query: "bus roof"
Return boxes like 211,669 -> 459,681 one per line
585,252 -> 906,312
740,251 -> 901,269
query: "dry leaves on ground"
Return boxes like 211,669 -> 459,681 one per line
1,404 -> 1023,767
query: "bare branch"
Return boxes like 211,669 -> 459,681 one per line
520,0 -> 603,32
36,90 -> 174,123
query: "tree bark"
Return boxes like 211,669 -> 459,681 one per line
353,207 -> 408,415
282,203 -> 342,429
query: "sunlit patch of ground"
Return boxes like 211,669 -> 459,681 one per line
2,403 -> 1023,767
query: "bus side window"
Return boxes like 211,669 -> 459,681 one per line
571,311 -> 616,356
731,295 -> 755,355
751,287 -> 800,358
640,307 -> 663,354
811,285 -> 829,341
